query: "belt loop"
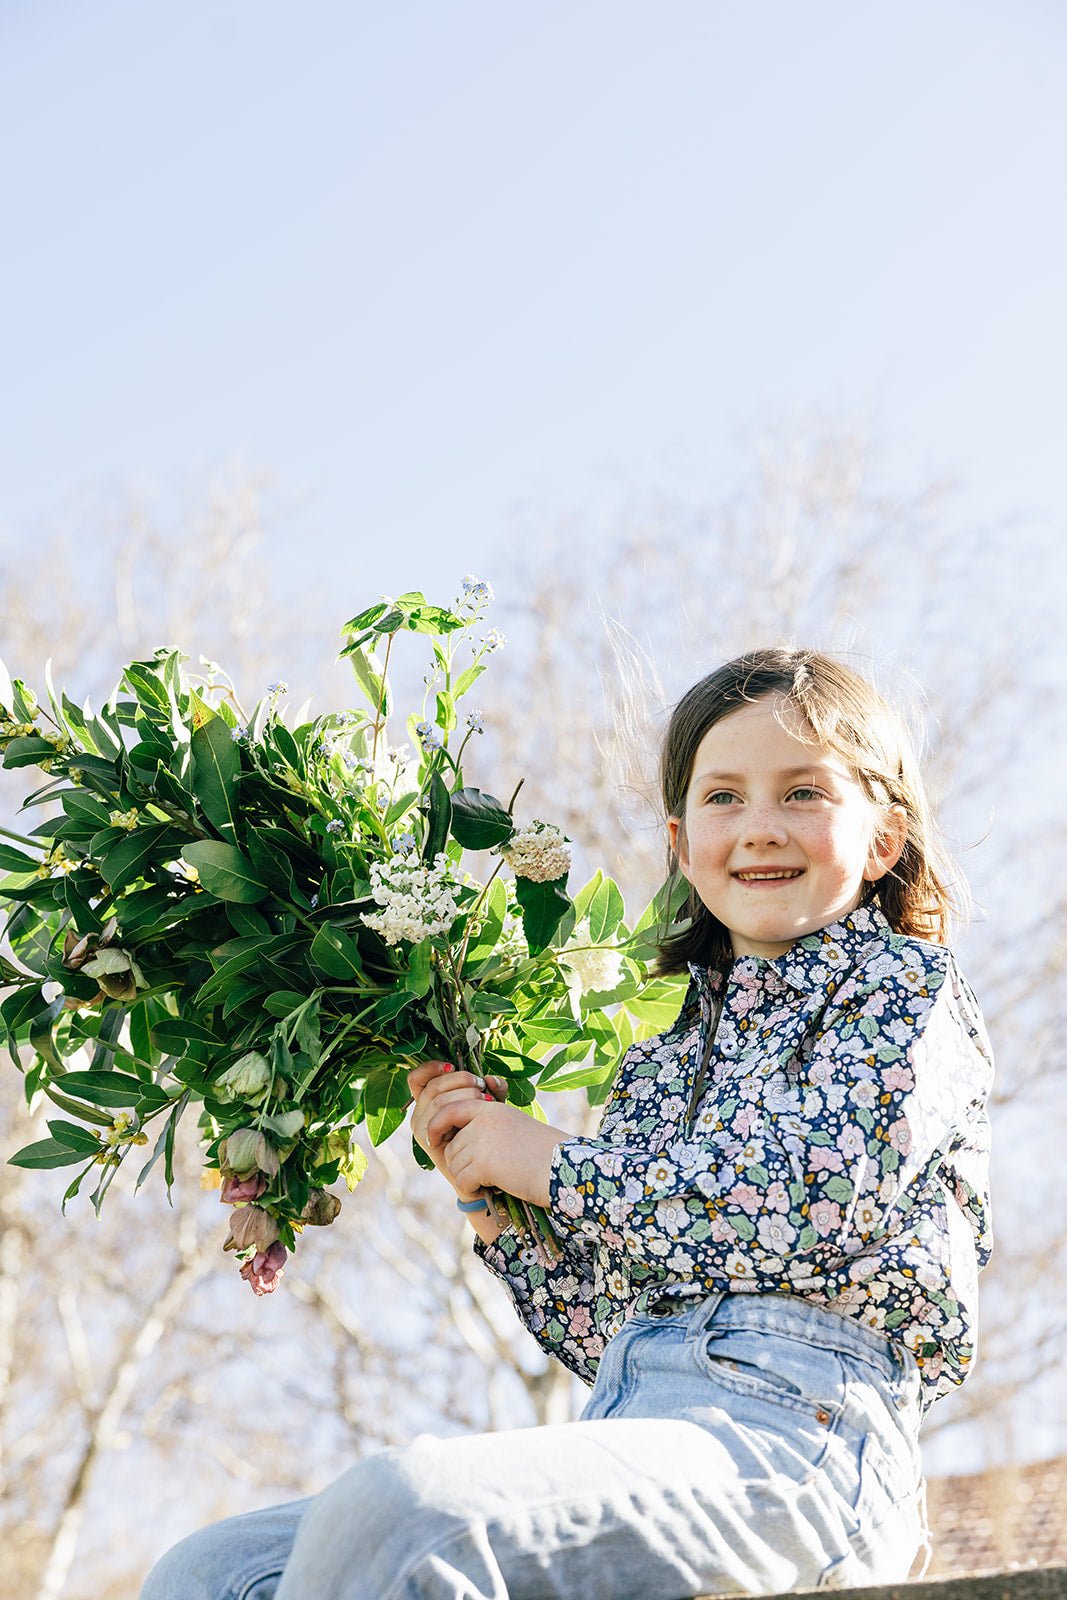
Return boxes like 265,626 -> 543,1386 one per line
686,1290 -> 725,1341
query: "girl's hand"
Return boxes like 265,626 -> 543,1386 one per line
431,1096 -> 569,1209
407,1060 -> 504,1201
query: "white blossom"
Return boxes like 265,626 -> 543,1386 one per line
361,853 -> 459,946
500,820 -> 571,883
561,916 -> 624,994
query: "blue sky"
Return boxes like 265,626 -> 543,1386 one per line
2,1 -> 1066,1481
3,0 -> 1066,612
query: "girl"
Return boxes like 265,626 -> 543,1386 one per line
142,647 -> 993,1600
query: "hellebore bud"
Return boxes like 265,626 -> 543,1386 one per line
225,1205 -> 280,1254
220,1128 -> 280,1180
220,1171 -> 268,1204
81,947 -> 144,1001
301,1189 -> 342,1227
215,1052 -> 271,1105
240,1241 -> 287,1295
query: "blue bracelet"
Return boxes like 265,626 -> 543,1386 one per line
456,1196 -> 490,1213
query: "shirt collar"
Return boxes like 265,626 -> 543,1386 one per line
687,901 -> 893,1000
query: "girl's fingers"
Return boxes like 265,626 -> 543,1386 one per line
411,1067 -> 488,1109
425,1094 -> 494,1150
406,1060 -> 455,1098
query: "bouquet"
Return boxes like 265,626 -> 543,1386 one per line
0,581 -> 685,1293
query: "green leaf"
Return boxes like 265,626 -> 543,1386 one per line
61,790 -> 113,828
181,841 -> 269,903
270,723 -> 301,771
151,1017 -> 220,1050
423,770 -> 452,861
0,842 -> 41,872
452,663 -> 486,699
449,787 -> 513,850
535,1056 -> 618,1092
98,824 -> 187,894
586,877 -> 626,941
47,1119 -> 104,1153
310,924 -> 364,980
517,1012 -> 580,1044
136,1098 -> 185,1195
9,1138 -> 89,1170
341,644 -> 390,716
363,1068 -> 411,1145
29,998 -> 66,1071
340,600 -> 390,634
58,1070 -> 165,1109
462,875 -> 508,964
190,714 -> 241,842
514,875 -> 570,956
262,989 -> 310,1017
122,661 -> 170,714
403,940 -> 432,997
393,595 -> 465,636
3,736 -> 58,769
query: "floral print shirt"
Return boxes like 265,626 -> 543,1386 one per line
476,903 -> 993,1413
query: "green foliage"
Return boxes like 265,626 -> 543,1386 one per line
0,584 -> 689,1289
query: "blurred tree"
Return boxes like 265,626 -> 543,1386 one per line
1,433 -> 1062,1595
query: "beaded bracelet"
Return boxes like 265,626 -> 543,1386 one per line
456,1196 -> 490,1213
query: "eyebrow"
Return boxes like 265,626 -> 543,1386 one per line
693,765 -> 835,784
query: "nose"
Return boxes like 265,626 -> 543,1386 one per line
739,801 -> 789,848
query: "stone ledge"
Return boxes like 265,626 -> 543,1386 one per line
695,1566 -> 1067,1600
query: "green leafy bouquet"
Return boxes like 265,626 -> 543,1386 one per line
0,581 -> 684,1294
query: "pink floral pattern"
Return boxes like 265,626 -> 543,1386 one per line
477,904 -> 993,1412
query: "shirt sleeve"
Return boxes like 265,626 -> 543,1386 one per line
546,949 -> 994,1294
472,1227 -> 605,1384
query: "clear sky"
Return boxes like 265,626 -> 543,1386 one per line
3,0 -> 1067,611
2,0 -> 1066,1486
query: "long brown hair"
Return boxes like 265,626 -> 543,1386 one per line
657,648 -> 960,974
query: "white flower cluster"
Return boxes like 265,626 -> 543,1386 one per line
561,917 -> 625,995
500,821 -> 571,883
362,853 -> 459,946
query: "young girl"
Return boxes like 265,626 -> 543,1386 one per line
142,647 -> 993,1600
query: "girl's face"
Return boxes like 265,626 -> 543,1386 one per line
667,694 -> 906,961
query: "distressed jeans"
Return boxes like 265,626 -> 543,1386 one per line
140,1292 -> 928,1599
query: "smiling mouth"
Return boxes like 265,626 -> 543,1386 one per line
733,869 -> 804,882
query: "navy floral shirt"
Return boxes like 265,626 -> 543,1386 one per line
476,904 -> 993,1413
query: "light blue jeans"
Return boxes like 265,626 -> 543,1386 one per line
140,1292 -> 928,1599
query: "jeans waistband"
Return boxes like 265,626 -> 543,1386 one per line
630,1288 -> 914,1388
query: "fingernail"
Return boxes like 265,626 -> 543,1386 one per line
483,1092 -> 493,1101
487,1075 -> 506,1090
472,1075 -> 486,1089
442,1063 -> 455,1072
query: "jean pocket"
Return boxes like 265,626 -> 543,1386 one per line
693,1326 -> 845,1423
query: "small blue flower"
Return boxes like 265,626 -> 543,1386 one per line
267,680 -> 288,695
465,709 -> 484,733
326,819 -> 345,835
310,892 -> 320,909
415,719 -> 444,751
393,832 -> 417,853
342,751 -> 358,770
231,725 -> 249,743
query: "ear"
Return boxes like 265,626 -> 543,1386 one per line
864,803 -> 908,883
667,815 -> 691,878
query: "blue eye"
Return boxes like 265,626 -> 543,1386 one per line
705,791 -> 736,805
788,787 -> 823,802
